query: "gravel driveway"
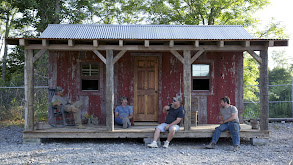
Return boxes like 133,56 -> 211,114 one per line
0,123 -> 292,165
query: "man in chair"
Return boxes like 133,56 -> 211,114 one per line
51,86 -> 85,129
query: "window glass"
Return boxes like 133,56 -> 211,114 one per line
192,64 -> 209,76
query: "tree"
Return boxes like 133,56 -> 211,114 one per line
140,0 -> 269,25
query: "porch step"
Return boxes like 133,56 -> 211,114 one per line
134,122 -> 158,126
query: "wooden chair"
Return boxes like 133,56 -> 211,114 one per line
48,88 -> 75,127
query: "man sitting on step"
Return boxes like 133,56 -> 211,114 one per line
51,86 -> 85,129
148,95 -> 185,148
114,96 -> 133,129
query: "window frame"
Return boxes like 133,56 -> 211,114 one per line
80,63 -> 100,92
191,63 -> 212,93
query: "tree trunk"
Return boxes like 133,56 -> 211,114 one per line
54,0 -> 61,24
1,13 -> 10,81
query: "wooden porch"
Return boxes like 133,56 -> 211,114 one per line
23,123 -> 269,140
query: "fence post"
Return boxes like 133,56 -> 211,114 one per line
291,78 -> 293,118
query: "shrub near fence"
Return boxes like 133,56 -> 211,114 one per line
244,84 -> 293,119
0,87 -> 48,122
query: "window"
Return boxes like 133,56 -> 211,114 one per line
81,64 -> 99,91
192,64 -> 210,90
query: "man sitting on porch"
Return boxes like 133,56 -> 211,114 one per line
205,96 -> 240,151
51,86 -> 85,129
114,96 -> 133,129
148,95 -> 184,148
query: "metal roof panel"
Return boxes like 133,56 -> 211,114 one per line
40,24 -> 254,40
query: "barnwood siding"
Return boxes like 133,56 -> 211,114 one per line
48,51 -> 105,124
48,51 -> 243,125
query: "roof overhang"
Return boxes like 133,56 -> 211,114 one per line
5,38 -> 288,51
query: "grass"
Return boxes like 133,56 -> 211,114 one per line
0,119 -> 25,128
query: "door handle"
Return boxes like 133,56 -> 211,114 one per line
155,91 -> 158,94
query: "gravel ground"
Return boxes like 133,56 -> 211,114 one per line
0,123 -> 293,165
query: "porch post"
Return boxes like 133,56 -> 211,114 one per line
106,50 -> 114,131
259,49 -> 269,130
24,49 -> 34,131
183,50 -> 191,131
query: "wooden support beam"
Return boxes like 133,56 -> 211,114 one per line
144,40 -> 149,47
194,40 -> 199,47
93,50 -> 106,64
68,40 -> 75,47
33,49 -> 47,63
217,41 -> 224,47
242,41 -> 250,47
19,39 -> 29,46
268,41 -> 274,47
259,49 -> 269,130
113,50 -> 127,64
119,40 -> 123,47
42,39 -> 49,47
183,50 -> 192,131
190,50 -> 204,64
169,40 -> 174,47
106,50 -> 114,131
247,50 -> 262,64
93,40 -> 99,47
24,49 -> 34,131
170,50 -> 184,64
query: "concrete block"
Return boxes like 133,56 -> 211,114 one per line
143,138 -> 161,146
23,138 -> 41,144
251,138 -> 269,146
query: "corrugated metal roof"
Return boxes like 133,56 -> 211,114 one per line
40,24 -> 253,40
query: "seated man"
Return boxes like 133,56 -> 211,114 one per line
114,96 -> 133,129
205,96 -> 240,151
148,95 -> 184,148
51,86 -> 85,129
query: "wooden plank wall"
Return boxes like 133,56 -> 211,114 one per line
48,51 -> 243,125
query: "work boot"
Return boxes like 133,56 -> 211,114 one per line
163,141 -> 169,148
75,124 -> 86,129
147,141 -> 158,148
233,145 -> 240,152
205,142 -> 216,149
122,118 -> 130,129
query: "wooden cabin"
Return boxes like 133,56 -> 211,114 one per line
6,24 -> 288,143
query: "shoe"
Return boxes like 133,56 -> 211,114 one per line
205,142 -> 215,149
122,118 -> 129,129
163,141 -> 169,148
127,119 -> 131,128
147,141 -> 158,148
233,145 -> 239,152
75,125 -> 86,129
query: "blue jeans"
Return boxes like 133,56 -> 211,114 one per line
211,122 -> 240,146
115,117 -> 123,125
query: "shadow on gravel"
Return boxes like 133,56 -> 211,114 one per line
41,137 -> 251,146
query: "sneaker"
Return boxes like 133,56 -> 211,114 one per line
233,145 -> 239,152
205,142 -> 215,149
163,141 -> 169,148
122,118 -> 129,129
147,141 -> 158,148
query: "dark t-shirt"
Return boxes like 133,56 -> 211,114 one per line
165,104 -> 185,125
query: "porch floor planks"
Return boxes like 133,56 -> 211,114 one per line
23,124 -> 269,140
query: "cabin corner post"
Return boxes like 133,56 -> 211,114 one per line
259,49 -> 269,130
183,50 -> 191,131
24,49 -> 34,131
106,50 -> 114,131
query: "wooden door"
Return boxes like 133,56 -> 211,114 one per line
134,56 -> 158,121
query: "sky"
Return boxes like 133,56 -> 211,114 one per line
255,0 -> 293,66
